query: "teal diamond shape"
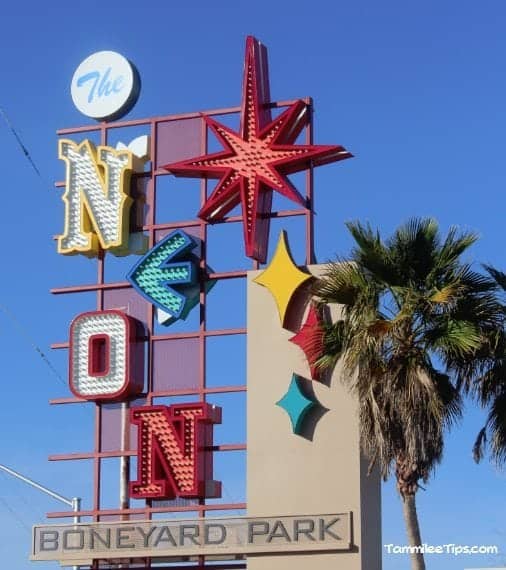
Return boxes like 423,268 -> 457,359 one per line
276,374 -> 317,435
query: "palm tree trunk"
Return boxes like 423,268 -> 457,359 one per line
402,493 -> 426,570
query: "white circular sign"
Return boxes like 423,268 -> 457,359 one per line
71,51 -> 140,121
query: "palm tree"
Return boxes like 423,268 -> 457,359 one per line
314,218 -> 501,570
470,265 -> 506,466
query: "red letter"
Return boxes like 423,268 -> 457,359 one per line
130,404 -> 222,500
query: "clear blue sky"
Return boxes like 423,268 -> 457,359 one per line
1,1 -> 505,569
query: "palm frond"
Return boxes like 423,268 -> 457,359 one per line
346,220 -> 400,285
483,264 -> 506,292
432,226 -> 478,276
388,218 -> 440,285
316,320 -> 346,371
430,320 -> 482,359
473,427 -> 487,463
315,261 -> 373,307
488,391 -> 506,464
429,284 -> 462,305
474,391 -> 506,465
315,217 -> 504,485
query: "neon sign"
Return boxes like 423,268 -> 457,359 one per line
130,404 -> 222,500
70,50 -> 140,121
164,37 -> 351,262
69,310 -> 144,402
127,229 -> 214,327
47,36 -> 358,555
57,139 -> 141,257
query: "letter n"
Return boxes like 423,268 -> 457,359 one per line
130,404 -> 222,500
58,139 -> 138,257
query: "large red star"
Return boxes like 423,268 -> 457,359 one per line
164,36 -> 352,262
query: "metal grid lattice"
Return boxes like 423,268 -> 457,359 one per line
49,100 -> 314,569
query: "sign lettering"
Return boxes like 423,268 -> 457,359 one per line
70,50 -> 140,120
77,67 -> 124,103
31,514 -> 351,562
69,310 -> 144,402
130,404 -> 222,500
58,139 -> 139,257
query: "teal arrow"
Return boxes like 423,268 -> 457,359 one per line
127,229 -> 205,323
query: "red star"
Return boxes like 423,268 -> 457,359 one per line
164,36 -> 352,262
290,303 -> 325,381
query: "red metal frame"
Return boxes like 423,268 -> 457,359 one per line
129,403 -> 221,500
50,99 -> 315,569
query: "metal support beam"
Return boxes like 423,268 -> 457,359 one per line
0,463 -> 75,507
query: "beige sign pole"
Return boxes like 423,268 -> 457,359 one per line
247,266 -> 382,570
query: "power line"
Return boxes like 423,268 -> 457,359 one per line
0,303 -> 92,420
0,495 -> 31,534
0,107 -> 43,179
0,303 -> 66,387
0,111 -> 69,389
0,471 -> 43,530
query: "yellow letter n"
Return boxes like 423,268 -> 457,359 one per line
58,139 -> 138,257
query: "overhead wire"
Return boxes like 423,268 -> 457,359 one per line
0,104 -> 246,530
0,496 -> 31,533
0,108 -> 69,388
0,304 -> 66,387
0,107 -> 91,535
0,471 -> 32,536
0,108 -> 77,534
0,107 -> 43,180
0,471 -> 44,533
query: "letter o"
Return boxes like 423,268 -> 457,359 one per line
69,310 -> 144,401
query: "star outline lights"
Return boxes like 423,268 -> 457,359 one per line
164,36 -> 352,262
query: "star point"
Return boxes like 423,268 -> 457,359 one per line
253,231 -> 312,326
290,303 -> 325,381
276,374 -> 318,435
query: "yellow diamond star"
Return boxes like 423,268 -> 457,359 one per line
253,231 -> 312,326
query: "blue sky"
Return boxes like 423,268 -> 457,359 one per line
1,1 -> 506,569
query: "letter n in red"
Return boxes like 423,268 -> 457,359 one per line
129,404 -> 222,500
